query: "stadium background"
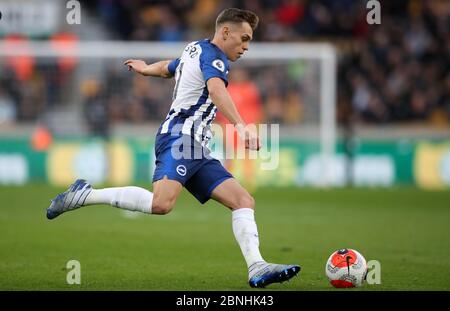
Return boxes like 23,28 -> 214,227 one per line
0,0 -> 449,290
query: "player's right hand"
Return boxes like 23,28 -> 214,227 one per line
124,59 -> 147,75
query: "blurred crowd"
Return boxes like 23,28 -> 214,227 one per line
0,0 -> 449,131
81,62 -> 307,136
337,0 -> 450,125
0,33 -> 78,125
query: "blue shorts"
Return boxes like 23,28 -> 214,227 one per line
152,134 -> 233,204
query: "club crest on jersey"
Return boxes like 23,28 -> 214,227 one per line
212,59 -> 225,72
176,165 -> 187,176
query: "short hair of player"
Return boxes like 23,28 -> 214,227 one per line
215,8 -> 259,31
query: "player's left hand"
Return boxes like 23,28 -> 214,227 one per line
237,124 -> 261,151
245,133 -> 261,151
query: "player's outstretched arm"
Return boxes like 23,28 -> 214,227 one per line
207,77 -> 261,150
124,59 -> 173,78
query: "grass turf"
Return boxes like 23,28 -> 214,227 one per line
0,184 -> 449,290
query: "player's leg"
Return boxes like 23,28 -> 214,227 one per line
84,175 -> 182,215
46,176 -> 182,219
210,178 -> 264,264
185,159 -> 300,287
47,133 -> 190,220
151,177 -> 183,214
211,179 -> 264,268
211,178 -> 300,288
46,179 -> 155,219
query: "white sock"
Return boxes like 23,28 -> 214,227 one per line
232,208 -> 265,273
84,186 -> 153,214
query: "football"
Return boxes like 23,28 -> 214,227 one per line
325,248 -> 368,288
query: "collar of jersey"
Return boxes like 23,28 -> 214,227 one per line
204,39 -> 227,60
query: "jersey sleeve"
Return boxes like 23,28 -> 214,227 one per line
167,58 -> 180,76
199,49 -> 228,86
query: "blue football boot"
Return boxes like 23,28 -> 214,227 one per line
248,262 -> 301,288
46,179 -> 92,220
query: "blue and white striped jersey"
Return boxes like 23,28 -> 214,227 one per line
158,39 -> 229,148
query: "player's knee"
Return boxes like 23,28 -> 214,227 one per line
151,198 -> 175,215
237,193 -> 255,209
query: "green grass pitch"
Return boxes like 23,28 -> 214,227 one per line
1,184 -> 449,290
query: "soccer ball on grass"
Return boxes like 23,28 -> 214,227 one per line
325,248 -> 368,288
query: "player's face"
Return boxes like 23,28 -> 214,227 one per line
224,22 -> 253,62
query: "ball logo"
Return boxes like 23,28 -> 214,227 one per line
176,165 -> 187,176
331,249 -> 357,268
212,59 -> 225,72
